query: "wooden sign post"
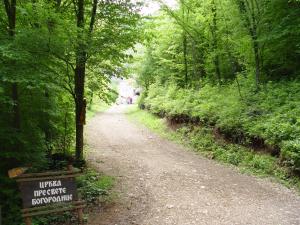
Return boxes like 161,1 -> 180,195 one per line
11,166 -> 85,225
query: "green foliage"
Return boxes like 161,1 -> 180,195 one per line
281,139 -> 300,172
127,106 -> 300,191
136,0 -> 300,176
184,125 -> 300,189
86,101 -> 110,119
76,169 -> 114,203
0,0 -> 140,223
30,211 -> 75,225
141,77 -> 300,172
134,0 -> 300,190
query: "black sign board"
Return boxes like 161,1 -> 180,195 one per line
12,168 -> 85,225
19,178 -> 78,208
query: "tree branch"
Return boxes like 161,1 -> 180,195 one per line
89,0 -> 98,34
51,53 -> 76,72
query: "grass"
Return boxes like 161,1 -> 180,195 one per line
126,105 -> 300,192
76,169 -> 115,203
86,100 -> 110,120
126,105 -> 182,142
94,175 -> 115,190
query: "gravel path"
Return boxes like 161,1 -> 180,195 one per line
86,105 -> 300,225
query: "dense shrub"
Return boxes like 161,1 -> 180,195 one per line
142,77 -> 300,171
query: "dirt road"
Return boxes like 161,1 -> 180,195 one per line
86,105 -> 300,225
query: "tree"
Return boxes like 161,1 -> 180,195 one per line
74,0 -> 88,161
71,0 -> 141,161
3,0 -> 20,130
0,0 -> 141,222
237,0 -> 262,89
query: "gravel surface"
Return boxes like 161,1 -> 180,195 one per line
86,105 -> 300,225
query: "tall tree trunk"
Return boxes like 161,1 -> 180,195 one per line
191,40 -> 198,87
183,33 -> 188,87
75,63 -> 86,161
74,0 -> 98,161
238,0 -> 261,90
251,22 -> 260,90
12,83 -> 20,129
211,0 -> 221,85
44,90 -> 52,156
181,0 -> 188,87
248,0 -> 261,89
74,0 -> 86,161
3,0 -> 20,130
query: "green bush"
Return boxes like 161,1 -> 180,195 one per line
142,77 -> 300,171
127,106 -> 300,190
281,139 -> 300,171
76,169 -> 114,203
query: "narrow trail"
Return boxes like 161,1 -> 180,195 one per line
86,105 -> 300,225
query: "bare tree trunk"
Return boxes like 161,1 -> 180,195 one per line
75,64 -> 86,161
63,112 -> 67,154
74,0 -> 98,161
74,0 -> 86,161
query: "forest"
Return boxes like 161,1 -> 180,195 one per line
136,0 -> 300,177
0,0 -> 140,223
1,0 -> 300,224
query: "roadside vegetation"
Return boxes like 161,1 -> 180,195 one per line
127,106 -> 300,191
0,0 -> 138,223
1,0 -> 300,223
9,102 -> 115,225
132,0 -> 300,191
141,80 -> 300,173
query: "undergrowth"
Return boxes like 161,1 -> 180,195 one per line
141,78 -> 300,173
127,105 -> 300,192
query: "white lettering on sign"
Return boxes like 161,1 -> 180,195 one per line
31,194 -> 73,206
27,179 -> 73,206
33,187 -> 67,197
39,180 -> 62,189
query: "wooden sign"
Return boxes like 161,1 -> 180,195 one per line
8,167 -> 28,178
19,177 -> 77,208
12,167 -> 85,225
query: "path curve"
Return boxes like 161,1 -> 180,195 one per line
86,105 -> 300,225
